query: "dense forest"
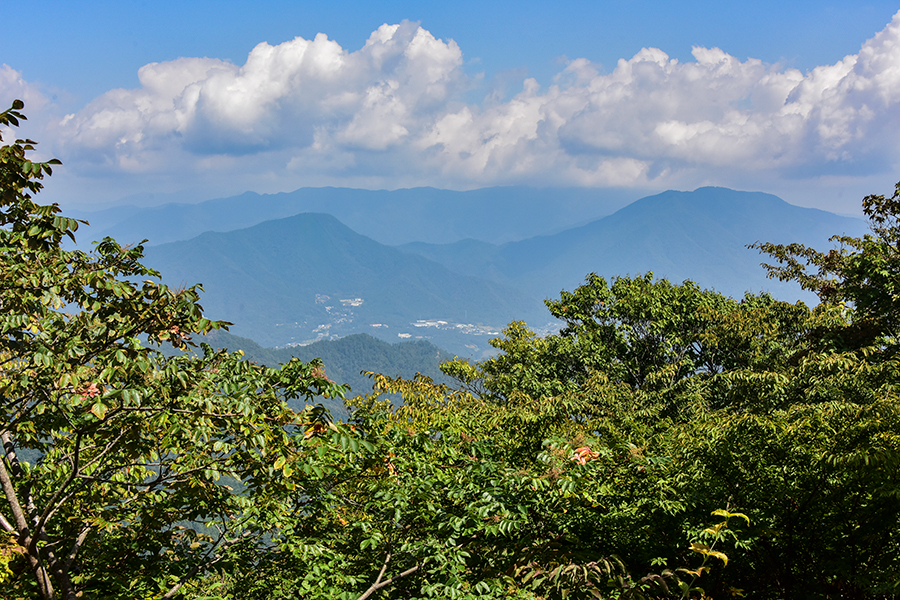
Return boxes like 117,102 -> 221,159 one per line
2,99 -> 899,600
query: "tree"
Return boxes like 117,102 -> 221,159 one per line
753,181 -> 900,352
441,262 -> 900,598
444,273 -> 812,418
0,101 -> 346,598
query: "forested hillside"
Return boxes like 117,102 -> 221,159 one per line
3,102 -> 899,600
201,331 -> 453,418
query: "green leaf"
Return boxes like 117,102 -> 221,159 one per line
90,402 -> 107,420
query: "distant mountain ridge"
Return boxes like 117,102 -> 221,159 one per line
72,186 -> 639,247
401,187 -> 868,302
107,186 -> 867,357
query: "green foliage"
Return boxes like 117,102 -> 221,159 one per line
436,230 -> 900,598
753,181 -> 900,351
0,102 -> 345,599
211,373 -> 636,600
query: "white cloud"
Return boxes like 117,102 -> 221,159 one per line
413,10 -> 900,187
59,21 -> 464,164
44,11 -> 900,196
0,65 -> 50,110
0,65 -> 53,144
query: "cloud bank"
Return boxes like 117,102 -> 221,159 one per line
9,12 -> 900,199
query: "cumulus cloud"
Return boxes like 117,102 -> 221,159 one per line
59,22 -> 464,164
0,65 -> 50,110
52,12 -> 900,191
0,65 -> 53,143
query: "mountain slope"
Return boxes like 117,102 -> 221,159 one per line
401,187 -> 869,302
143,213 -> 537,352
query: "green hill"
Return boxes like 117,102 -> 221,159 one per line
201,330 -> 454,420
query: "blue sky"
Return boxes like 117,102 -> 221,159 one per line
3,0 -> 900,213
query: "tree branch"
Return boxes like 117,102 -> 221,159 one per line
357,552 -> 420,600
0,431 -> 53,599
1,430 -> 79,600
32,431 -> 83,546
0,510 -> 15,532
63,525 -> 91,572
0,439 -> 29,536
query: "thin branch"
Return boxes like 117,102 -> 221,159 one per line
74,457 -> 233,489
357,553 -> 420,600
33,431 -> 83,543
63,526 -> 91,572
0,442 -> 30,535
359,553 -> 393,600
0,511 -> 15,532
0,435 -> 52,599
71,428 -> 130,473
117,406 -> 292,422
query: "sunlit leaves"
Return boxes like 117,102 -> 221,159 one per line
0,101 -> 349,600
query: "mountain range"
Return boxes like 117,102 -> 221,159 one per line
71,186 -> 638,247
143,212 -> 531,353
401,187 -> 867,301
74,186 -> 867,358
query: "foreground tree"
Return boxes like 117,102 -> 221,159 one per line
438,216 -> 900,598
0,103 -> 347,598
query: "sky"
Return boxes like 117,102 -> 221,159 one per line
2,0 -> 900,214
